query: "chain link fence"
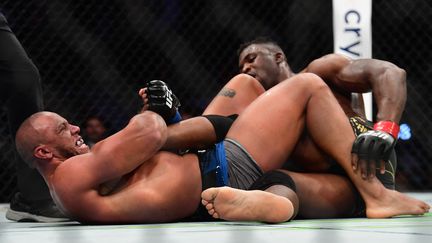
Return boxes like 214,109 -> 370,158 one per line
0,0 -> 431,201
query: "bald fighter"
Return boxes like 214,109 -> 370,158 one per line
15,74 -> 428,224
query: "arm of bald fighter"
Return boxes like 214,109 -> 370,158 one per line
306,54 -> 406,122
93,111 -> 167,177
52,164 -> 170,223
51,112 -> 167,220
59,111 -> 167,186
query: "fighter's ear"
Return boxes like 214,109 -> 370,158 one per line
275,52 -> 285,64
34,145 -> 53,160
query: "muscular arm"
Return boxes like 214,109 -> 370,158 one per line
92,111 -> 167,179
52,111 -> 168,221
63,111 -> 167,185
306,54 -> 407,122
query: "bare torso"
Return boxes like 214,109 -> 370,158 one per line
50,151 -> 202,223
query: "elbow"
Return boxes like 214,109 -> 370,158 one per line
146,113 -> 168,148
130,112 -> 168,147
375,63 -> 407,100
384,63 -> 407,88
151,125 -> 167,149
397,67 -> 407,87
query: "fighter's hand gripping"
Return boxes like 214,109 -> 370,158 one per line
139,80 -> 181,124
351,121 -> 399,179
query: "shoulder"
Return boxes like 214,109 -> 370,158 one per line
302,54 -> 351,78
308,54 -> 351,69
52,153 -> 96,191
51,153 -> 107,218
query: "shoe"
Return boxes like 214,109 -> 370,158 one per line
6,192 -> 70,222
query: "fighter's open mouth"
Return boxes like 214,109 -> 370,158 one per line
76,138 -> 84,147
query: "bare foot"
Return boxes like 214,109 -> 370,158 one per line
201,187 -> 294,223
366,189 -> 430,218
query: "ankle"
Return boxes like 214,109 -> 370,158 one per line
360,181 -> 388,203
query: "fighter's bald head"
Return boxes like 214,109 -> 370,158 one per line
15,112 -> 54,168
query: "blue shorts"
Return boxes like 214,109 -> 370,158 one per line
197,139 -> 264,190
185,140 -> 263,222
197,141 -> 229,189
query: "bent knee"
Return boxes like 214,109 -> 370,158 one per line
296,73 -> 326,86
283,73 -> 329,94
227,74 -> 265,95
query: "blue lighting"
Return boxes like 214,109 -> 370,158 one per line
398,123 -> 411,140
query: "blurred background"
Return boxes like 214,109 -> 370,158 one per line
0,0 -> 431,202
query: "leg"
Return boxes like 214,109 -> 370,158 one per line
203,74 -> 265,116
226,73 -> 324,171
227,73 -> 429,217
284,135 -> 362,218
0,29 -> 48,200
0,26 -> 65,221
201,170 -> 298,223
286,171 -> 361,218
202,170 -> 363,220
289,130 -> 334,172
201,186 -> 294,223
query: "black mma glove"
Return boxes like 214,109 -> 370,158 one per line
351,121 -> 399,179
145,80 -> 182,124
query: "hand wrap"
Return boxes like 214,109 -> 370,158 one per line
352,120 -> 399,162
145,80 -> 181,124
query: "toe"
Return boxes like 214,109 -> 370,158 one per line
205,203 -> 214,210
201,199 -> 209,206
201,188 -> 218,201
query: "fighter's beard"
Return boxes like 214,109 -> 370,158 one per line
55,145 -> 79,159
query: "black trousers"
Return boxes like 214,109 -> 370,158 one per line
0,13 -> 51,201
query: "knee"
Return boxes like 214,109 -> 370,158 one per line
286,73 -> 329,94
227,74 -> 265,95
299,73 -> 327,87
